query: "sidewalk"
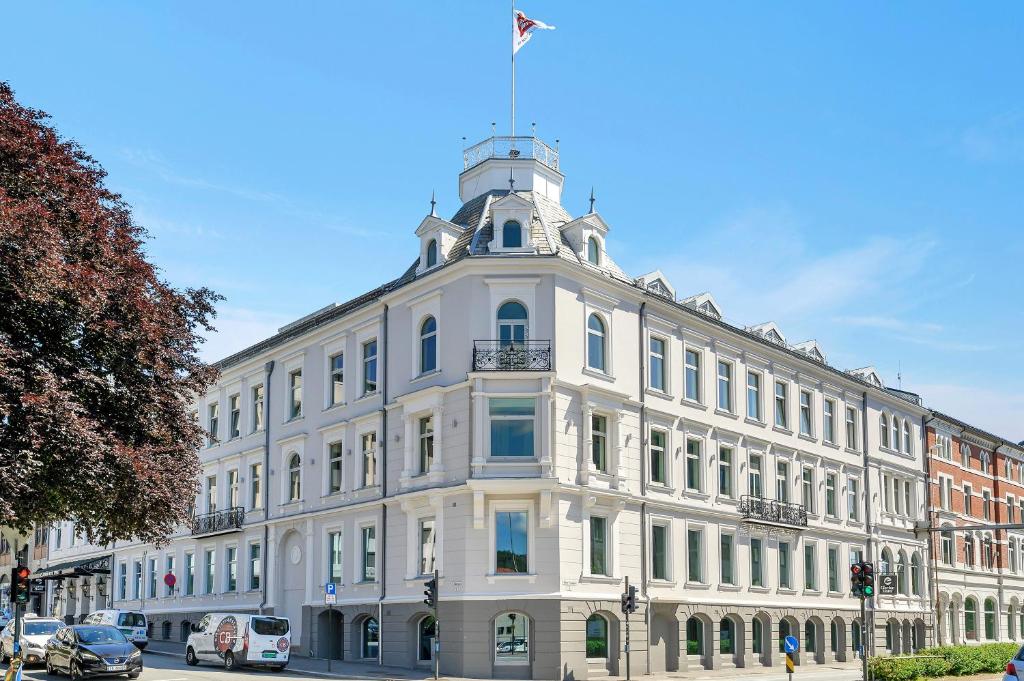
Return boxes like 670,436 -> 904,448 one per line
144,640 -> 863,681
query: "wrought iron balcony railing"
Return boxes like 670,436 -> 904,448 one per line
473,341 -> 551,372
191,507 -> 245,536
463,136 -> 560,172
738,495 -> 808,528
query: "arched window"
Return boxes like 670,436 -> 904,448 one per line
903,420 -> 912,453
961,442 -> 971,467
587,314 -> 607,372
984,598 -> 997,640
161,621 -> 172,640
720,618 -> 735,655
686,617 -> 704,656
911,553 -> 922,596
851,619 -> 861,653
497,301 -> 528,347
885,620 -> 895,650
586,614 -> 608,659
891,416 -> 900,452
880,548 -> 893,574
587,237 -> 600,265
896,552 -> 908,595
361,617 -> 379,658
1009,606 -> 1017,641
418,616 -> 436,662
778,619 -> 792,653
288,453 -> 301,502
503,220 -> 522,248
965,598 -> 978,640
752,618 -> 763,654
425,239 -> 438,268
830,620 -> 839,653
881,414 -> 890,448
419,316 -> 437,374
981,450 -> 991,471
494,612 -> 529,663
804,621 -> 816,652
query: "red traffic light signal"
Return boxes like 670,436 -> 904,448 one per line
12,565 -> 31,604
862,562 -> 873,575
851,564 -> 862,576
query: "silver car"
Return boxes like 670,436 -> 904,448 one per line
0,616 -> 65,665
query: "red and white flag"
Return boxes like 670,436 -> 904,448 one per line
513,10 -> 555,55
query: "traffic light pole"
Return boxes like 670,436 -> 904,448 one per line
860,595 -> 868,681
624,576 -> 631,681
433,568 -> 440,681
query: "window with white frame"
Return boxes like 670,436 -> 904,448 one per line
165,555 -> 175,596
363,340 -> 378,395
287,453 -> 301,501
249,543 -> 261,590
825,473 -> 837,517
226,547 -> 237,592
495,510 -> 529,574
591,414 -> 608,473
983,490 -> 992,520
892,415 -> 900,452
328,442 -> 343,493
827,545 -> 840,592
651,523 -> 669,580
419,316 -> 437,374
502,220 -> 522,248
590,516 -> 609,576
774,381 -> 788,429
777,541 -> 790,589
719,445 -> 733,498
750,537 -> 763,587
229,393 -> 240,439
418,416 -> 434,474
720,532 -> 735,584
964,483 -> 973,516
204,549 -> 215,595
184,552 -> 195,595
288,369 -> 302,419
587,236 -> 600,265
685,349 -> 701,402
903,420 -> 912,453
207,402 -> 219,445
687,527 -> 703,583
329,352 -> 344,405
802,467 -> 814,513
960,442 -> 970,468
881,413 -> 890,448
904,480 -> 912,518
804,542 -> 817,590
252,383 -> 264,432
939,476 -> 952,511
749,453 -> 763,497
649,336 -> 666,392
426,239 -> 438,267
361,525 -> 376,581
848,477 -> 860,521
823,398 -> 836,444
205,474 -> 217,513
362,432 -> 377,488
685,438 -> 702,492
845,406 -> 857,450
250,463 -> 262,510
776,461 -> 789,502
650,429 -> 667,485
717,360 -> 733,412
489,398 -> 535,457
799,389 -> 812,436
747,371 -> 762,421
940,530 -> 954,566
419,518 -> 436,575
227,469 -> 239,507
587,314 -> 607,373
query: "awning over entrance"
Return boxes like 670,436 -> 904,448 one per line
33,555 -> 112,580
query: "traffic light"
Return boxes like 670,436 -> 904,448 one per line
621,585 -> 637,614
12,565 -> 31,604
850,562 -> 863,597
423,576 -> 437,609
861,562 -> 875,598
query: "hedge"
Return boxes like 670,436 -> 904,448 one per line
868,642 -> 1019,681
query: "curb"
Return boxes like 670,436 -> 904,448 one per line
142,648 -> 428,681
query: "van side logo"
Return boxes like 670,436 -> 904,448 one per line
277,637 -> 289,652
214,616 -> 238,655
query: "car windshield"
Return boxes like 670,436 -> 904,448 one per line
76,626 -> 127,644
24,621 -> 62,636
116,613 -> 146,628
251,618 -> 289,636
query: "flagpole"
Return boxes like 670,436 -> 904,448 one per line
511,0 -> 515,137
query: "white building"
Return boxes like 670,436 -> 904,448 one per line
41,133 -> 933,679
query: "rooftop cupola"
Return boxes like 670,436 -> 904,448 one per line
459,135 -> 563,204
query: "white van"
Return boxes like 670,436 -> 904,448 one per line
82,610 -> 148,649
185,613 -> 290,671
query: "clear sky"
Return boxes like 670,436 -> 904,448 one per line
4,2 -> 1022,439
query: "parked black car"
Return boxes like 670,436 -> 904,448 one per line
44,625 -> 143,679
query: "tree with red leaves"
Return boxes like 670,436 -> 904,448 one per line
0,82 -> 220,545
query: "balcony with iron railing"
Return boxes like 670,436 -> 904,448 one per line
463,136 -> 560,173
738,495 -> 808,529
473,341 -> 551,372
191,507 -> 245,537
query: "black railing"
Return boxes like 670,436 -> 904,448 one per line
738,495 -> 808,528
191,507 -> 245,536
473,341 -> 551,371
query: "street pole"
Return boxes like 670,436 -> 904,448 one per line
624,576 -> 631,681
861,596 -> 868,681
433,568 -> 440,681
13,540 -> 22,672
327,602 -> 332,673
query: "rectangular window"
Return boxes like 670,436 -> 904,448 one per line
249,543 -> 262,590
207,402 -> 219,445
147,557 -> 157,598
252,383 -> 264,432
250,463 -> 262,510
363,340 -> 377,395
1008,496 -> 1016,524
591,414 -> 608,473
227,469 -> 239,508
776,461 -> 789,502
774,381 -> 788,429
845,407 -> 857,449
289,369 -> 302,419
329,352 -> 345,405
184,552 -> 195,596
118,561 -> 127,600
684,349 -> 701,402
828,546 -> 839,592
361,526 -> 376,581
650,429 -> 667,485
719,446 -> 733,498
720,533 -> 734,585
750,537 -> 763,587
329,443 -> 343,493
418,416 -> 434,474
823,399 -> 836,444
747,371 -> 762,421
799,390 -> 812,436
164,556 -> 175,596
749,453 -> 763,497
905,481 -> 913,518
964,484 -> 973,516
983,490 -> 992,521
778,541 -> 791,589
804,543 -> 816,590
205,475 -> 217,513
590,516 -> 608,576
687,528 -> 703,583
686,439 -> 701,492
419,518 -> 436,575
489,398 -> 535,457
328,532 -> 343,583
649,337 -> 665,392
717,360 -> 732,412
226,547 -> 237,592
495,510 -> 529,574
651,524 -> 668,580
802,467 -> 814,513
133,560 -> 142,599
362,432 -> 377,488
204,549 -> 215,595
826,473 -> 837,517
939,476 -> 950,510
229,393 -> 240,439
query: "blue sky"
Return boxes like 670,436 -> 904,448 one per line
3,2 -> 1022,438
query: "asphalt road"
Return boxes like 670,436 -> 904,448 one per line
19,654 -> 337,681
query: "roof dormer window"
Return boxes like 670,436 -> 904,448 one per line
587,236 -> 600,265
503,220 -> 523,248
425,239 -> 438,268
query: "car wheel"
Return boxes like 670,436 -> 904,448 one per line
223,651 -> 236,671
185,646 -> 198,666
128,673 -> 140,679
69,661 -> 83,681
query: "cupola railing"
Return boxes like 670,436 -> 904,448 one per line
463,136 -> 559,172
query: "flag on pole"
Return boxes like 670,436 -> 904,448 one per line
513,10 -> 555,55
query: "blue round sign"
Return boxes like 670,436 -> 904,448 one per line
784,635 -> 799,653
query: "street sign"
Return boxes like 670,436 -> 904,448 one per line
784,635 -> 799,653
29,580 -> 45,594
879,573 -> 897,596
325,582 -> 337,604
